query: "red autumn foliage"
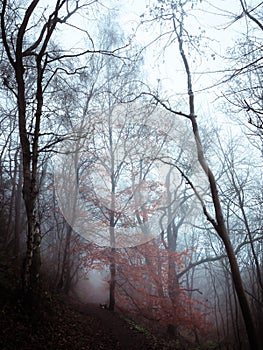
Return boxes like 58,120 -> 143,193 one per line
63,235 -> 210,336
112,241 -> 210,334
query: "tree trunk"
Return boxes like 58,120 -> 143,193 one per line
191,115 -> 260,349
109,248 -> 116,311
14,153 -> 23,259
109,218 -> 116,311
22,207 -> 41,292
173,17 -> 260,347
57,223 -> 73,294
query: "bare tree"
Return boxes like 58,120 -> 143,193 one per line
0,0 -> 101,295
223,0 -> 263,139
141,1 -> 260,348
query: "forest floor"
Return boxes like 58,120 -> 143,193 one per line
0,279 -> 183,350
0,252 -> 196,350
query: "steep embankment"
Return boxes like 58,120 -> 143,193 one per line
0,287 -> 180,350
0,253 -> 182,350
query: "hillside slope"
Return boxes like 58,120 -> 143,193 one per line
0,288 -> 181,350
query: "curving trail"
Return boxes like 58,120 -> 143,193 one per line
74,302 -> 154,350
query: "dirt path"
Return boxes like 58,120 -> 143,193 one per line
76,303 -> 155,350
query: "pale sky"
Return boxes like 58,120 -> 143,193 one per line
57,0 -> 262,145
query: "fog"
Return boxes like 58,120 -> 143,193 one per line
74,270 -> 109,305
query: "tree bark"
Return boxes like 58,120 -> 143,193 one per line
57,223 -> 73,293
109,247 -> 116,311
171,13 -> 260,349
